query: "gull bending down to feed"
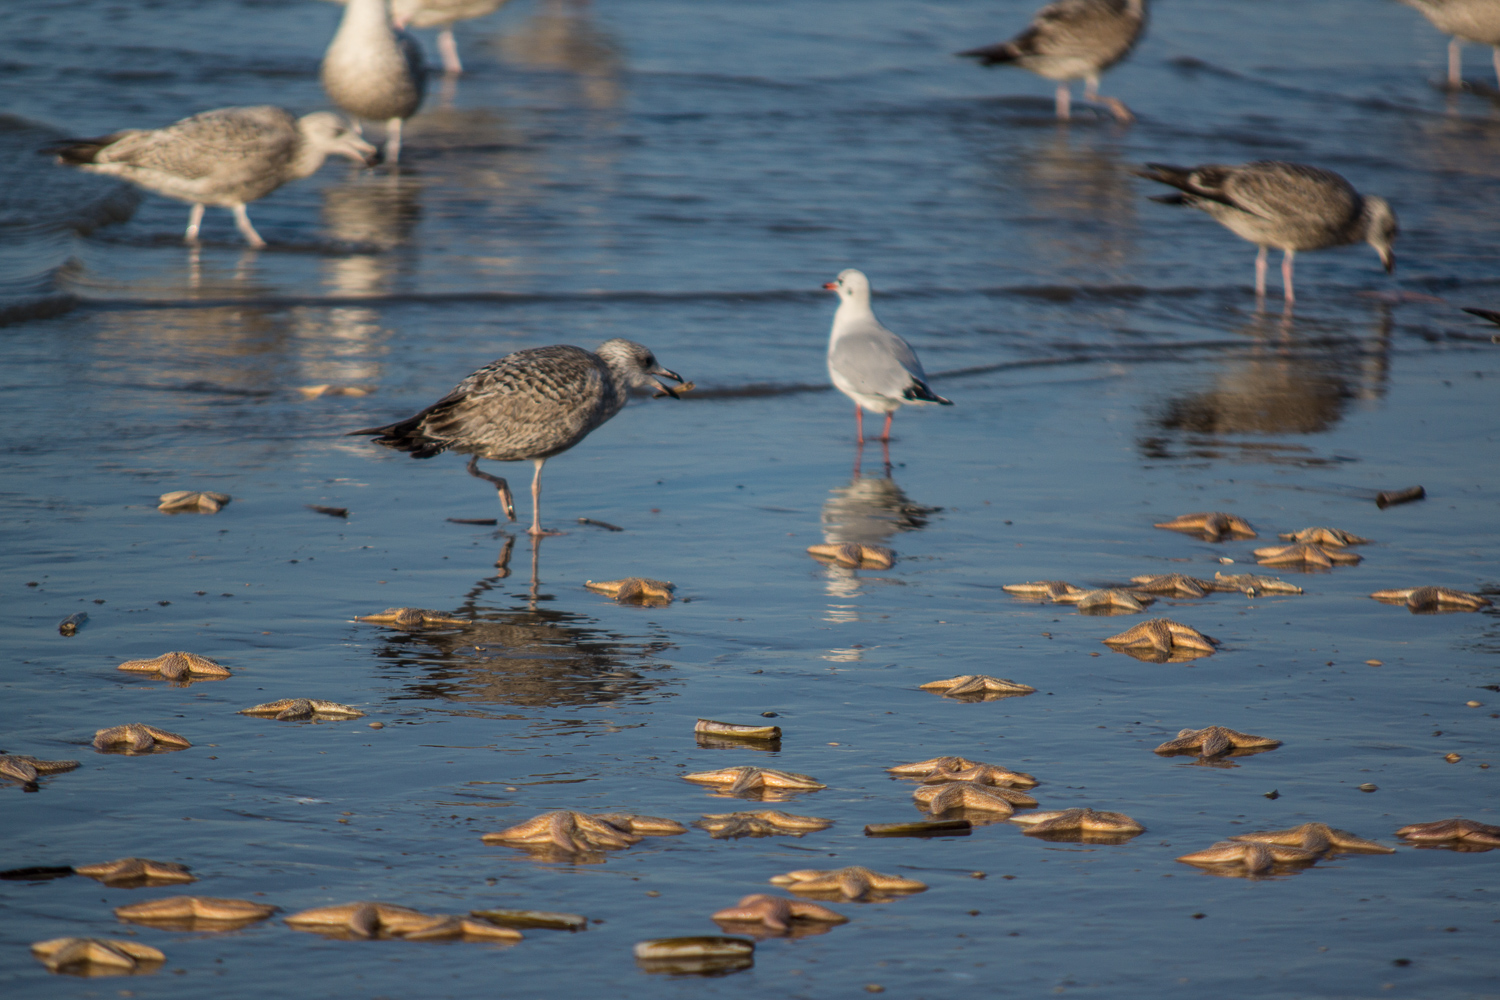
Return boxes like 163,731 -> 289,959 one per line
958,0 -> 1147,122
349,339 -> 684,537
48,107 -> 376,247
1135,160 -> 1397,304
824,269 -> 952,445
1398,0 -> 1500,89
322,0 -> 427,163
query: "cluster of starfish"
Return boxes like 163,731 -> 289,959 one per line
116,651 -> 231,683
806,542 -> 896,569
481,810 -> 686,858
585,577 -> 676,605
1177,822 -> 1394,877
1102,618 -> 1218,662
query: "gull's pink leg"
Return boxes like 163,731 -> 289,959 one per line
1255,246 -> 1268,300
527,458 -> 564,537
1056,84 -> 1071,121
879,412 -> 893,442
1282,249 -> 1296,304
855,406 -> 864,444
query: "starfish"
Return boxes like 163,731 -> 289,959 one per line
117,651 -> 231,682
1102,619 -> 1218,662
888,757 -> 1039,788
1002,580 -> 1087,601
1229,822 -> 1393,856
481,811 -> 683,855
158,490 -> 230,513
1371,587 -> 1493,612
1055,588 -> 1154,613
92,724 -> 191,753
238,699 -> 365,721
1010,808 -> 1144,837
1154,512 -> 1256,540
285,901 -> 518,940
694,810 -> 833,839
681,766 -> 826,799
31,937 -> 165,975
710,893 -> 848,935
355,607 -> 469,627
584,578 -> 676,605
1176,840 -> 1322,875
1154,726 -> 1282,758
1129,574 -> 1216,598
769,865 -> 928,900
73,857 -> 195,886
1395,817 -> 1500,848
1212,572 -> 1303,596
806,543 -> 895,570
1277,527 -> 1370,547
114,896 -> 277,930
918,675 -> 1036,700
0,755 -> 79,784
912,782 -> 1019,815
1253,543 -> 1361,568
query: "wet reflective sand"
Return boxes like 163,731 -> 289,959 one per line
2,0 -> 1498,997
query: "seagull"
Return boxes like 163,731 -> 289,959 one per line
1398,0 -> 1500,89
349,340 -> 685,536
958,0 -> 1147,122
321,0 -> 427,164
1135,161 -> 1398,304
47,107 -> 376,247
824,269 -> 952,445
323,0 -> 513,75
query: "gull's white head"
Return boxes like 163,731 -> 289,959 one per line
823,268 -> 872,306
298,112 -> 380,167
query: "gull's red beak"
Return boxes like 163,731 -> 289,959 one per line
822,282 -> 838,290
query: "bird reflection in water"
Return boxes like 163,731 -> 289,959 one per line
817,445 -> 939,610
368,571 -> 672,710
1140,307 -> 1392,463
494,0 -> 623,110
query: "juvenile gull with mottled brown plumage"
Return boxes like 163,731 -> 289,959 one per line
351,340 -> 684,536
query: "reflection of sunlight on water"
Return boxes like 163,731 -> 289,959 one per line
817,461 -> 936,600
494,0 -> 624,110
821,645 -> 864,662
822,602 -> 861,624
290,305 -> 385,387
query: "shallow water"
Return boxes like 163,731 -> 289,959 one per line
2,0 -> 1499,996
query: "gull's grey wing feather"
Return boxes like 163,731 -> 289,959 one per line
1221,162 -> 1360,229
830,320 -> 927,398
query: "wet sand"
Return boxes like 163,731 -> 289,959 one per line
2,0 -> 1498,997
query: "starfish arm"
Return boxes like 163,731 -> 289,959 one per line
1199,729 -> 1232,756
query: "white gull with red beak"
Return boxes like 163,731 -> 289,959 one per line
823,269 -> 953,444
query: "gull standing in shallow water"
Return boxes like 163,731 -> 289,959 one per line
48,107 -> 376,247
958,0 -> 1147,122
322,0 -> 427,164
1398,0 -> 1500,89
349,340 -> 685,536
324,0 -> 513,75
1135,161 -> 1398,304
824,269 -> 952,445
